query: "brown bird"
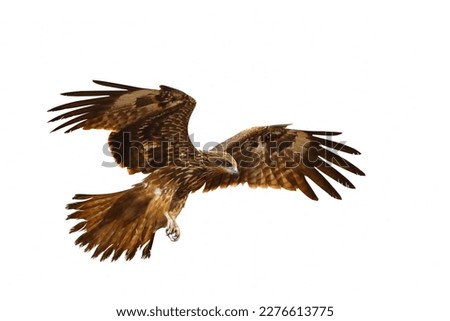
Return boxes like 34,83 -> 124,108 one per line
48,80 -> 365,261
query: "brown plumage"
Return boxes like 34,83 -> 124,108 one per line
48,80 -> 365,261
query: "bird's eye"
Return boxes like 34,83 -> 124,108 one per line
224,160 -> 233,167
213,158 -> 233,168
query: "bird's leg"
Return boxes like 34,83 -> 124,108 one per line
164,212 -> 180,242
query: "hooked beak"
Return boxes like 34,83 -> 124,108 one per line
228,167 -> 239,178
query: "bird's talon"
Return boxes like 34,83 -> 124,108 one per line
164,212 -> 180,242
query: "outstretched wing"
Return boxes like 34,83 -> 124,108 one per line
206,125 -> 365,200
48,80 -> 198,174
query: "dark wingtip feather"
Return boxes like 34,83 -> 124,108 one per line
92,80 -> 110,86
340,179 -> 356,189
73,194 -> 95,200
350,166 -> 365,176
48,114 -> 65,123
306,193 -> 319,201
61,91 -> 78,96
48,115 -> 86,133
92,80 -> 143,90
305,130 -> 342,136
270,123 -> 292,129
332,193 -> 342,200
48,105 -> 61,112
61,90 -> 122,97
310,136 -> 361,155
326,188 -> 342,200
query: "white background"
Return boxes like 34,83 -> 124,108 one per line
1,1 -> 449,320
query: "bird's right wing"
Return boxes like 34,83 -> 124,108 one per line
206,125 -> 365,200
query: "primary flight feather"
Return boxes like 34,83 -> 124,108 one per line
48,80 -> 365,261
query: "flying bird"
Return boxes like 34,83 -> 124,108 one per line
48,80 -> 365,261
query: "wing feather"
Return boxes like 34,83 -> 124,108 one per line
50,114 -> 89,133
280,167 -> 300,191
48,80 -> 197,174
209,125 -> 365,200
303,167 -> 341,199
92,79 -> 144,90
292,172 -> 318,200
315,161 -> 355,188
61,90 -> 125,97
317,147 -> 365,176
309,136 -> 361,155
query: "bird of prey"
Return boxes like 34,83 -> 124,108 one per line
48,80 -> 365,261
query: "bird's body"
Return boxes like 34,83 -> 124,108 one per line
48,80 -> 365,261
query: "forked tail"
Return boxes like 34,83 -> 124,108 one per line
66,185 -> 159,261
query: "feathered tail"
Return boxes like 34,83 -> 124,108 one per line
66,184 -> 163,261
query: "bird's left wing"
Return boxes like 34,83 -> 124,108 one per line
206,125 -> 365,200
48,80 -> 159,133
48,80 -> 199,174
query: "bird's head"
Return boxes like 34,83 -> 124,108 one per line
205,151 -> 239,177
